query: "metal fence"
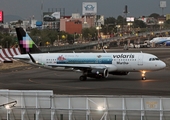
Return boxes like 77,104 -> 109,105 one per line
0,90 -> 170,120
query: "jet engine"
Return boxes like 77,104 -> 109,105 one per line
86,68 -> 109,78
109,71 -> 129,75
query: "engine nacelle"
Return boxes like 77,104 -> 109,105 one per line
109,71 -> 129,75
87,68 -> 109,78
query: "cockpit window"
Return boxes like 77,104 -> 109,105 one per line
149,58 -> 159,61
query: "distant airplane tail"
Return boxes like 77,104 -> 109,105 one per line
15,27 -> 42,54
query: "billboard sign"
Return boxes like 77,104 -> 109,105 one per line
51,12 -> 60,19
126,17 -> 134,22
82,2 -> 97,15
160,1 -> 166,8
43,12 -> 60,21
0,11 -> 3,23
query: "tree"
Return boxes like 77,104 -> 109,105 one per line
101,17 -> 116,35
48,30 -> 58,44
149,13 -> 160,19
164,19 -> 170,28
30,28 -> 41,36
82,27 -> 97,41
133,20 -> 147,28
116,15 -> 126,27
165,19 -> 170,24
104,17 -> 116,25
0,32 -> 3,46
1,36 -> 15,48
82,28 -> 90,40
89,27 -> 97,39
67,34 -> 74,44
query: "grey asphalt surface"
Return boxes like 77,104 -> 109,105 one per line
0,47 -> 170,96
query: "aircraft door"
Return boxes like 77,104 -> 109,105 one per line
138,54 -> 143,65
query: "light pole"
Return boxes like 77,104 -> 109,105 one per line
57,35 -> 59,46
80,34 -> 82,43
41,0 -> 44,21
159,21 -> 164,31
96,26 -> 100,49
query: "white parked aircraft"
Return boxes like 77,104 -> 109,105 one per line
13,27 -> 166,81
150,37 -> 170,44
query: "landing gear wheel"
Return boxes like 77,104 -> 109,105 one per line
79,76 -> 87,81
141,71 -> 146,80
142,76 -> 146,80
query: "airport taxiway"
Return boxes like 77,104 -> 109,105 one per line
0,48 -> 170,95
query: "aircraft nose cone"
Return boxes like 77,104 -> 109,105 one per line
161,61 -> 166,69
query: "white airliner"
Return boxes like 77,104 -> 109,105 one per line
150,37 -> 170,44
13,27 -> 166,81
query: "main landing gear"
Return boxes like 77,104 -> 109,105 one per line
141,71 -> 146,80
79,75 -> 87,81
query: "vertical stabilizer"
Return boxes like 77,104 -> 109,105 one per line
15,27 -> 41,54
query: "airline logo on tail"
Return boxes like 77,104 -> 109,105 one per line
20,33 -> 34,52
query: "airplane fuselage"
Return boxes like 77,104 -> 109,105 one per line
14,52 -> 166,72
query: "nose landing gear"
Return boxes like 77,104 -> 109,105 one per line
141,71 -> 146,80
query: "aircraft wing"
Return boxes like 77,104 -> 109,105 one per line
19,60 -> 117,72
45,63 -> 118,72
49,64 -> 109,69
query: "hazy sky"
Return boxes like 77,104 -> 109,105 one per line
0,0 -> 169,22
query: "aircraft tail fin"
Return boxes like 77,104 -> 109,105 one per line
15,27 -> 42,54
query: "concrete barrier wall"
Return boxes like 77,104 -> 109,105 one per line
0,90 -> 170,120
